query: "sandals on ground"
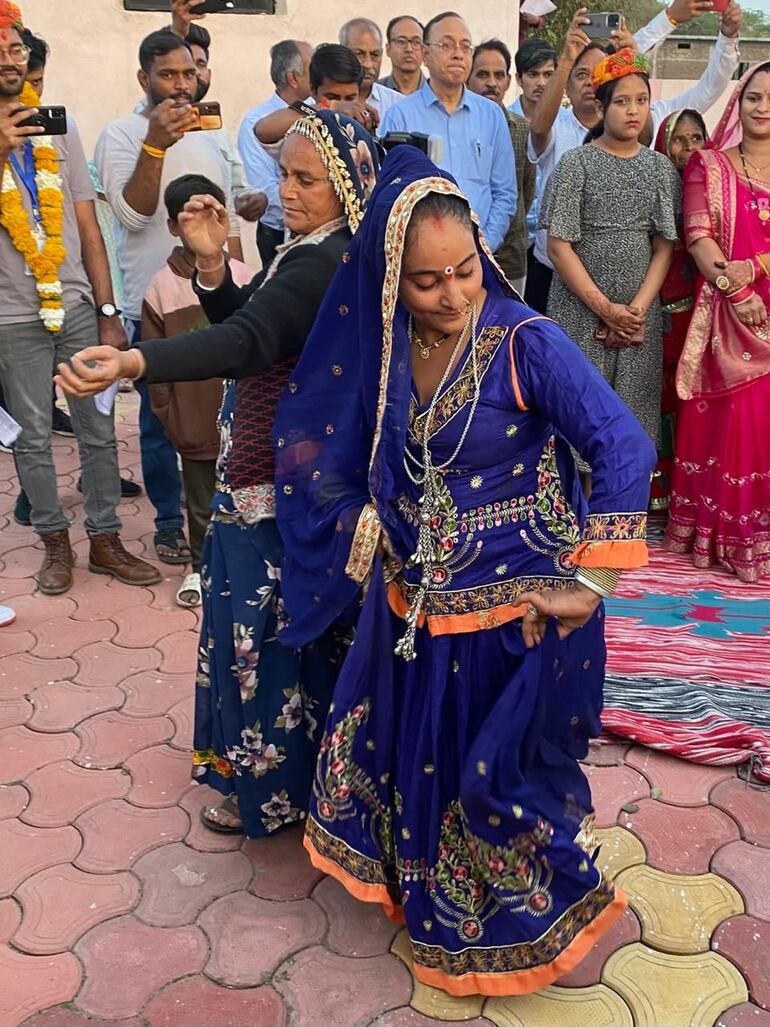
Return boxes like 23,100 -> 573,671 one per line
176,571 -> 202,608
200,795 -> 243,834
154,527 -> 192,565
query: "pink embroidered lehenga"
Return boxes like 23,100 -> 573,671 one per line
665,69 -> 770,582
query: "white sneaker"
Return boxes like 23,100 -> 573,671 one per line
176,572 -> 202,608
0,605 -> 16,627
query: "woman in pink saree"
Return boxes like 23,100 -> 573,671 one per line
664,63 -> 770,582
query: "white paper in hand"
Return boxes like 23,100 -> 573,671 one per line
0,407 -> 22,448
520,0 -> 557,15
95,381 -> 119,416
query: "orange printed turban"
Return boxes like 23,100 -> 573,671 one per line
0,1 -> 23,30
591,48 -> 650,92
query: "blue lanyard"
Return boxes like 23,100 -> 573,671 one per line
8,142 -> 41,224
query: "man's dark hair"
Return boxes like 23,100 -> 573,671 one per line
386,14 -> 424,41
423,11 -> 462,43
270,39 -> 305,89
20,29 -> 48,72
309,43 -> 364,90
185,23 -> 211,59
164,174 -> 225,221
473,39 -> 511,75
138,29 -> 191,74
572,41 -> 606,73
514,38 -> 557,77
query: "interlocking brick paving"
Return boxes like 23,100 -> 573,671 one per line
0,394 -> 767,1026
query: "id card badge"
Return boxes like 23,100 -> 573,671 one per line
23,222 -> 45,276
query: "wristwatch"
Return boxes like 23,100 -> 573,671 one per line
715,275 -> 731,292
97,302 -> 121,318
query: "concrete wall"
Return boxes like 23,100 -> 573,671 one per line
22,0 -> 519,154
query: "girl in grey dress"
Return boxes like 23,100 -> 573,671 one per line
540,49 -> 681,448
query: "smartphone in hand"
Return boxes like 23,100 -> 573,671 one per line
19,105 -> 67,135
584,12 -> 622,38
183,101 -> 223,132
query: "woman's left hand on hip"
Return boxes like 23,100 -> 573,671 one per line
519,584 -> 603,649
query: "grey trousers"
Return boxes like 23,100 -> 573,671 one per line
0,303 -> 121,537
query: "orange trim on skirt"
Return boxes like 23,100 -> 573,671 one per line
304,831 -> 627,996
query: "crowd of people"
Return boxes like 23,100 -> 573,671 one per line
2,0 -> 769,999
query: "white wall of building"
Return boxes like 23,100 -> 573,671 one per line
22,0 -> 519,154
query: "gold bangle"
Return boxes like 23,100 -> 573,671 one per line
141,142 -> 166,159
665,7 -> 680,26
758,253 -> 770,277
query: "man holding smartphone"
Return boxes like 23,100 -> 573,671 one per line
96,28 -> 242,567
0,0 -> 161,595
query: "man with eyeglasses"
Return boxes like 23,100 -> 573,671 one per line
379,11 -> 517,252
338,18 -> 401,120
379,15 -> 425,96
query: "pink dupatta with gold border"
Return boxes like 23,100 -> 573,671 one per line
677,66 -> 770,399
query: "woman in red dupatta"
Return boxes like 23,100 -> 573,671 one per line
664,63 -> 770,581
651,110 -> 709,509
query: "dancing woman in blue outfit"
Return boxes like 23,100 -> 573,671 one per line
273,148 -> 656,996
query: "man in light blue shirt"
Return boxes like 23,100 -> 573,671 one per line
379,12 -> 516,252
238,39 -> 313,267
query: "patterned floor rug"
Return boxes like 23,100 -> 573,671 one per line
602,540 -> 770,782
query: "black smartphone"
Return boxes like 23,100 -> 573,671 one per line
195,0 -> 265,12
584,12 -> 622,38
19,105 -> 68,135
183,101 -> 223,132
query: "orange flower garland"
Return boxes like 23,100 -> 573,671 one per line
0,81 -> 67,331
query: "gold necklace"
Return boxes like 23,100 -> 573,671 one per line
740,146 -> 770,175
410,323 -> 450,360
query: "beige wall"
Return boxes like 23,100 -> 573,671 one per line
22,0 -> 519,155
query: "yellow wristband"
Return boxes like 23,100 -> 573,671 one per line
141,142 -> 166,159
665,7 -> 680,26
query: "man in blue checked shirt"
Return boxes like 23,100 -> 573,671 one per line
379,11 -> 517,252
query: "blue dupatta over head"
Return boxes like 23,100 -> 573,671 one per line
273,147 -> 517,645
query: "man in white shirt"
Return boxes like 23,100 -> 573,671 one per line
238,39 -> 313,267
525,0 -> 741,312
95,29 -> 242,565
338,18 -> 402,121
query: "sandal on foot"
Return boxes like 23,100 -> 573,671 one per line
176,571 -> 202,608
200,796 -> 243,834
154,527 -> 192,565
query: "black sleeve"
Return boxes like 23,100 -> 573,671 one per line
137,237 -> 346,384
192,262 -> 268,325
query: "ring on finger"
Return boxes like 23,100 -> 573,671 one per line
527,603 -> 538,616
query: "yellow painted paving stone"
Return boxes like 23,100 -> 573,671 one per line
594,826 -> 646,881
484,984 -> 634,1026
603,943 -> 749,1026
616,865 -> 744,954
390,929 -> 485,1021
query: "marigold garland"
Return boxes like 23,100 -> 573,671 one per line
0,81 -> 67,331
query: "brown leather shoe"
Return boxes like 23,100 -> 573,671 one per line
37,529 -> 75,595
88,532 -> 162,586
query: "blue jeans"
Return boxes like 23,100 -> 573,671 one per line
0,304 -> 121,536
127,320 -> 183,533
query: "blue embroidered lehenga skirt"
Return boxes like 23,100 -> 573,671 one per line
304,568 -> 624,994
